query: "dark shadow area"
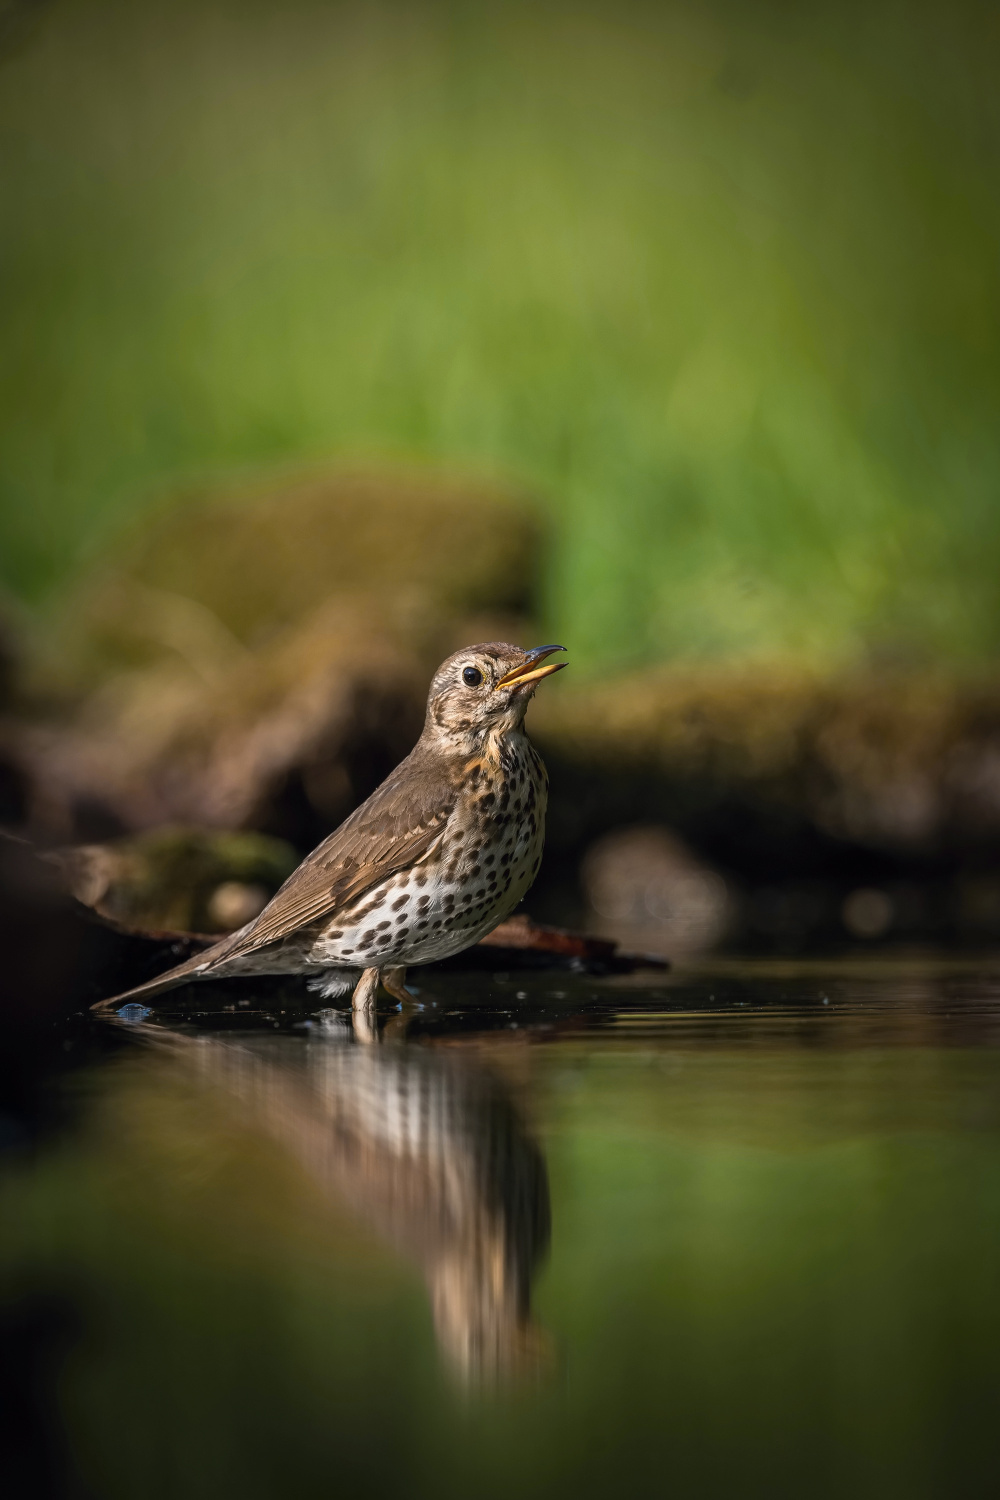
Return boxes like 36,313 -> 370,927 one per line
0,1295 -> 94,1500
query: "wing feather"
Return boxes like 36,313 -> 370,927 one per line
210,748 -> 457,959
97,744 -> 462,1008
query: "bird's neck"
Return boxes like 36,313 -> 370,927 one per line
419,715 -> 529,767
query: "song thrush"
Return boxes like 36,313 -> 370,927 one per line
100,642 -> 567,1014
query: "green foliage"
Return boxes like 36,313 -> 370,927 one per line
1,0 -> 998,669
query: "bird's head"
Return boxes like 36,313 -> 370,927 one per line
423,641 -> 567,749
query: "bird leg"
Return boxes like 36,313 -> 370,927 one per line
351,966 -> 381,1008
350,966 -> 380,1044
379,965 -> 418,1041
350,966 -> 413,1043
379,966 -> 411,1005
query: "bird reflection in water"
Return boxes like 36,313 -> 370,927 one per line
178,1009 -> 551,1384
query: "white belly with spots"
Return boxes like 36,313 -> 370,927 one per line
309,741 -> 547,972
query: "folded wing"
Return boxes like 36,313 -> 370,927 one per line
96,747 -> 458,1007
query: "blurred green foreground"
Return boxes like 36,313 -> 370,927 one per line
2,0 -> 1000,670
4,983 -> 1000,1499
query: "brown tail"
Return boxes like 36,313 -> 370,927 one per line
92,930 -> 239,1012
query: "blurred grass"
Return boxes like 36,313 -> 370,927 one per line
0,0 -> 999,670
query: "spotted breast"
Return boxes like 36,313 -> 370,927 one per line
309,731 -> 547,973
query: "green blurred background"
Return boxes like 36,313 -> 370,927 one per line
2,0 -> 999,672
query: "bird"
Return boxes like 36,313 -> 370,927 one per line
97,641 -> 567,1016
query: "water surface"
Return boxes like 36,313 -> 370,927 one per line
4,955 -> 1000,1498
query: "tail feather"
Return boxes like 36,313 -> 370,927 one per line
93,931 -> 237,1011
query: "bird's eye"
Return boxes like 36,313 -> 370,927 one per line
462,666 -> 483,687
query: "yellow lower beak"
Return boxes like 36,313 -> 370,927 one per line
496,644 -> 568,689
502,660 -> 567,689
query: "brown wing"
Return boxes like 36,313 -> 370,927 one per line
95,745 -> 460,1008
208,745 -> 456,958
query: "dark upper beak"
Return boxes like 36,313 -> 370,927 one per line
495,644 -> 568,689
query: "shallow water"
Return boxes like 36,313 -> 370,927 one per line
5,955 -> 1000,1498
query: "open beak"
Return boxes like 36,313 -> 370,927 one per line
495,644 -> 568,690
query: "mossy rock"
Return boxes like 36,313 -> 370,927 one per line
17,466 -> 541,840
58,827 -> 299,933
26,592 -> 432,839
533,666 -> 1000,862
42,467 -> 541,692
